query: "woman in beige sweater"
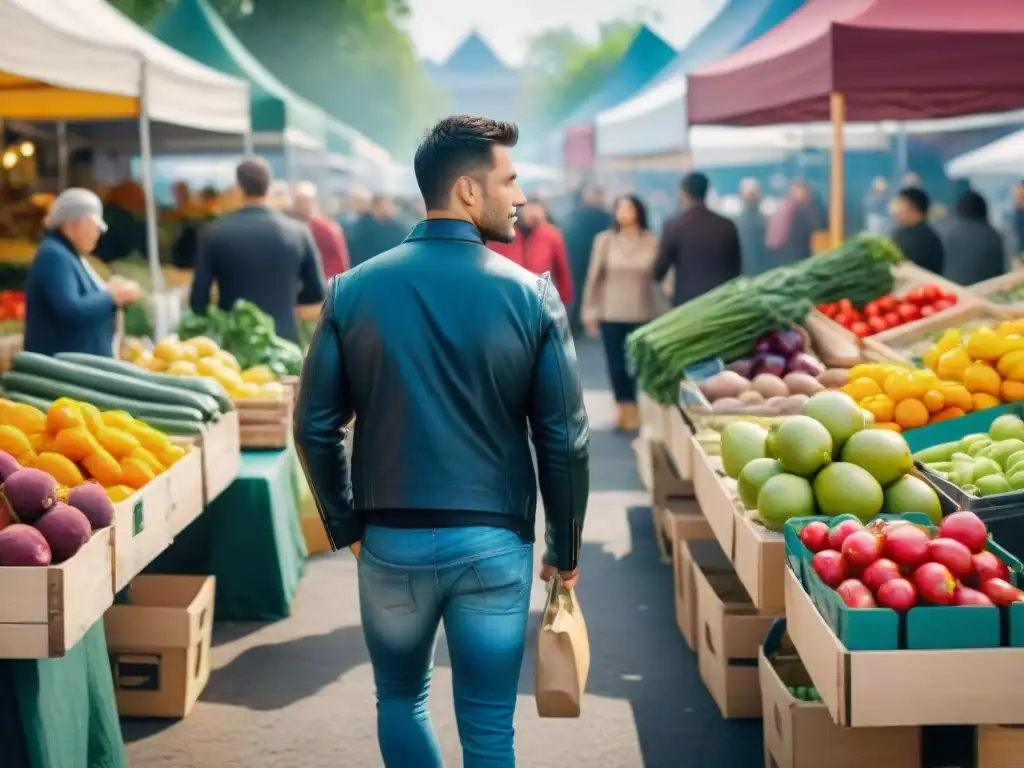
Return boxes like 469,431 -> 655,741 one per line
580,195 -> 666,431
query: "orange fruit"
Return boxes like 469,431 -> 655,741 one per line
861,393 -> 895,423
940,383 -> 973,412
936,347 -> 972,381
843,377 -> 883,402
962,362 -> 1002,397
1002,380 -> 1024,402
893,398 -> 930,430
997,350 -> 1024,378
972,393 -> 1002,412
922,389 -> 945,414
966,328 -> 1009,362
929,406 -> 966,423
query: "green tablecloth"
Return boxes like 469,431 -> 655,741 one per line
0,620 -> 126,768
149,447 -> 307,621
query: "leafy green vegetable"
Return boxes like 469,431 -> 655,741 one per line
178,300 -> 303,375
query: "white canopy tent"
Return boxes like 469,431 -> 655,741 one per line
0,0 -> 251,313
947,130 -> 1024,178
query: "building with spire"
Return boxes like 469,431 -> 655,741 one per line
424,31 -> 523,123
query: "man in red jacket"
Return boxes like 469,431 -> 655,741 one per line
293,182 -> 350,279
488,199 -> 574,306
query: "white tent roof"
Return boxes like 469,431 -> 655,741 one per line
0,0 -> 250,134
595,73 -> 687,158
947,130 -> 1024,178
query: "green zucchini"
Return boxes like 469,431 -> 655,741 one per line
12,352 -> 218,421
2,391 -> 53,411
141,416 -> 206,436
55,353 -> 232,414
1,370 -> 206,423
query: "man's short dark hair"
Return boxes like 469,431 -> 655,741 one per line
681,172 -> 709,202
956,190 -> 989,221
236,158 -> 272,198
414,116 -> 519,210
899,186 -> 930,216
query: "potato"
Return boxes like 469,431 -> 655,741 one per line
778,394 -> 809,414
751,373 -> 789,399
737,390 -> 765,406
701,371 -> 750,402
711,397 -> 744,413
817,368 -> 851,388
783,372 -> 824,396
764,396 -> 788,413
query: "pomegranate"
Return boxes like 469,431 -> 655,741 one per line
837,579 -> 876,608
876,578 -> 917,612
883,525 -> 931,567
928,538 -> 974,579
812,550 -> 848,589
861,558 -> 901,594
799,521 -> 830,553
828,519 -> 865,551
971,551 -> 1011,585
953,585 -> 994,607
938,511 -> 988,554
979,578 -> 1024,607
841,531 -> 881,568
914,562 -> 957,606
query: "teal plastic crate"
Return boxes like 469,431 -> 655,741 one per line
783,513 -> 1022,651
903,402 -> 1021,454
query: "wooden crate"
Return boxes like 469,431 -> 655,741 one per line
165,445 -> 205,538
112,472 -> 173,592
971,269 -> 1024,317
235,396 -> 293,449
977,725 -> 1024,767
197,409 -> 240,503
0,527 -> 113,659
280,375 -> 300,405
863,303 -> 1014,365
0,333 -> 23,372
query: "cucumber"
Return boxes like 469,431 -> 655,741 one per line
2,391 -> 53,411
56,353 -> 232,414
141,416 -> 206,436
1,371 -> 206,423
13,352 -> 218,421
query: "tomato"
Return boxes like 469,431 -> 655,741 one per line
920,304 -> 937,318
834,312 -> 854,328
820,303 -> 838,318
837,298 -> 854,314
850,321 -> 871,338
933,299 -> 955,312
939,290 -> 959,304
864,302 -> 881,318
883,311 -> 901,328
920,284 -> 941,303
904,287 -> 925,305
897,303 -> 921,322
867,316 -> 888,335
878,295 -> 899,312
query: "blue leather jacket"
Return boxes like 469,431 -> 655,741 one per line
295,219 -> 590,571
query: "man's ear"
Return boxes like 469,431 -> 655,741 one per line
454,175 -> 477,208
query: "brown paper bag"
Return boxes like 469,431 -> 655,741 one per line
535,580 -> 590,718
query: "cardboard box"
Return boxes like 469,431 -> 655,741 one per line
633,437 -> 692,505
105,574 -> 215,718
978,726 -> 1024,768
166,445 -> 204,538
112,472 -> 173,592
666,406 -> 694,482
784,567 -> 1024,727
676,538 -> 731,651
760,649 -> 921,768
690,436 -> 737,558
198,409 -> 240,504
0,527 -> 113,658
733,509 -> 786,614
638,390 -> 668,443
694,560 -> 780,719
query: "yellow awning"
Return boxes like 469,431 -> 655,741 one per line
0,72 -> 139,121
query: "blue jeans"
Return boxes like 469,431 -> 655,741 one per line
359,525 -> 534,767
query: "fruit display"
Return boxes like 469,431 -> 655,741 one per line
786,685 -> 821,702
816,283 -> 958,338
840,362 -> 982,432
722,390 -> 942,531
1,351 -> 231,435
918,320 -> 1024,405
798,512 -> 1021,611
0,290 -> 25,334
628,235 -> 901,404
121,336 -> 286,401
883,315 -> 1006,367
0,395 -> 185,502
177,300 -> 304,376
915,413 -> 1024,497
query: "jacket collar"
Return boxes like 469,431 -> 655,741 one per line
44,229 -> 80,256
404,218 -> 484,245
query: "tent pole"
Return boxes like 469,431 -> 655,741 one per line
242,130 -> 253,157
829,92 -> 846,248
56,122 -> 68,190
138,62 -> 166,301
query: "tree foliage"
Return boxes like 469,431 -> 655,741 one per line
107,0 -> 442,153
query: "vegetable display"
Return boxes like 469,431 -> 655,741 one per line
177,300 -> 304,376
816,283 -> 958,338
722,390 -> 942,531
0,290 -> 25,334
841,363 -> 978,432
916,414 -> 1024,497
628,235 -> 902,404
799,512 -> 1021,610
984,280 -> 1024,308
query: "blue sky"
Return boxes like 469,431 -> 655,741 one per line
405,0 -> 724,65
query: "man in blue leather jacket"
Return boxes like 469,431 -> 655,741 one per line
295,115 -> 590,767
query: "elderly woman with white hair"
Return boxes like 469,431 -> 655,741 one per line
24,188 -> 141,356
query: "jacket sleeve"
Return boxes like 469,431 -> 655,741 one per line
579,231 -> 608,325
189,226 -> 215,314
529,279 -> 590,571
293,279 -> 360,549
35,246 -> 117,324
296,230 -> 328,305
653,220 -> 676,282
726,220 -> 743,281
549,230 -> 574,307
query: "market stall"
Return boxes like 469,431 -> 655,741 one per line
947,128 -> 1024,179
686,0 -> 1024,246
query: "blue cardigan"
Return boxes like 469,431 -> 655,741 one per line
23,233 -> 117,357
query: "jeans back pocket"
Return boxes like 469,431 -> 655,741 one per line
359,561 -> 416,615
450,546 -> 532,615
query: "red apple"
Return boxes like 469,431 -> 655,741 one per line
929,537 -> 974,579
861,558 -> 902,594
979,578 -> 1024,607
972,551 -> 1011,585
836,579 -> 877,608
812,550 -> 848,589
841,531 -> 881,568
877,578 -> 917,611
884,525 -> 931,567
938,511 -> 988,554
914,562 -> 957,606
954,584 -> 994,606
799,521 -> 830,553
828,519 -> 865,551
